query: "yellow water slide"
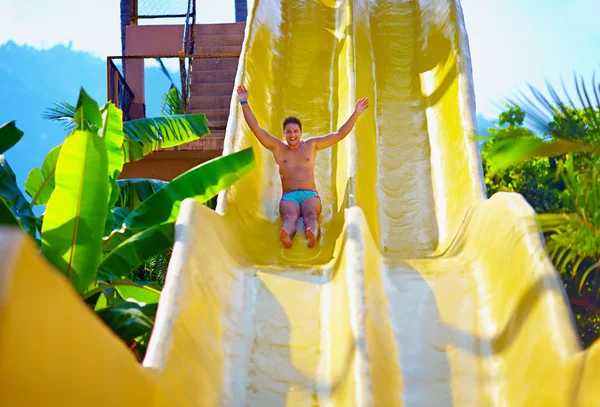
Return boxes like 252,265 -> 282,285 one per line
1,0 -> 599,406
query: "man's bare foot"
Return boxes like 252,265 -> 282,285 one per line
306,227 -> 318,248
280,227 -> 293,248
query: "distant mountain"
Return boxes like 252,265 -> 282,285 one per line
0,41 -> 176,191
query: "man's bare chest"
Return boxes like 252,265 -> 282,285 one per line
275,145 -> 315,169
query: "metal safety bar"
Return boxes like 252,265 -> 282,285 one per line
107,59 -> 135,121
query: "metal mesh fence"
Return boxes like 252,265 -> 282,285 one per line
137,0 -> 189,18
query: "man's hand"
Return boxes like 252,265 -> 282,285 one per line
237,85 -> 249,102
355,98 -> 369,115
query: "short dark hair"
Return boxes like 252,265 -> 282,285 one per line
283,116 -> 302,132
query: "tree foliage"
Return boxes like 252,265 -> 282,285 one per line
481,73 -> 600,347
0,89 -> 255,359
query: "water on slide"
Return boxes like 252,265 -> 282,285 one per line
1,0 -> 599,406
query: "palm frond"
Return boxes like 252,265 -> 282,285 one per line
161,86 -> 184,116
42,101 -> 77,132
507,72 -> 600,144
539,212 -> 600,291
485,136 -> 599,171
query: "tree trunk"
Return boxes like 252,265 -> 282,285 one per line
235,0 -> 247,23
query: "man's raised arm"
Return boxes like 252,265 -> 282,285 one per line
237,85 -> 283,151
312,98 -> 369,151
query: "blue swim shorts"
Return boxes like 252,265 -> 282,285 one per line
280,189 -> 321,206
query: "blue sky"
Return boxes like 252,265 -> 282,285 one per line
1,0 -> 599,118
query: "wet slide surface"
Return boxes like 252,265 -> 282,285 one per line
1,1 -> 599,406
142,0 -> 599,406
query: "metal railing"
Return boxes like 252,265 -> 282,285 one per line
107,53 -> 240,118
107,60 -> 135,121
130,0 -> 191,25
180,0 -> 196,113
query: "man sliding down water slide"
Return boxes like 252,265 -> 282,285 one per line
237,85 -> 369,248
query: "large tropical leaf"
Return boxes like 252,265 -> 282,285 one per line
0,121 -> 24,154
0,156 -> 37,237
83,278 -> 161,301
41,129 -> 109,293
486,136 -> 599,171
43,92 -> 209,164
116,281 -> 161,304
0,199 -> 19,227
115,178 -> 168,210
98,222 -> 173,280
74,88 -> 103,131
101,148 -> 255,278
25,144 -> 62,206
100,103 -> 125,235
111,207 -> 131,231
95,300 -> 156,342
122,114 -> 210,162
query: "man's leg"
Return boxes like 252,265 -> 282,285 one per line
301,197 -> 322,248
280,200 -> 300,248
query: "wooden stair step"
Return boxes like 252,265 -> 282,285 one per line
192,57 -> 239,71
163,132 -> 225,152
192,70 -> 237,84
195,33 -> 244,47
193,22 -> 245,36
194,45 -> 242,55
189,108 -> 229,120
190,95 -> 231,110
189,108 -> 230,128
190,83 -> 234,96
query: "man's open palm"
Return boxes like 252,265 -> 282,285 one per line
237,85 -> 249,101
355,98 -> 369,114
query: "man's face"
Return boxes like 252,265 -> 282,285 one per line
284,123 -> 302,147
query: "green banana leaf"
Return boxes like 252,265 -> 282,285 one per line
28,89 -> 108,208
0,199 -> 20,229
123,114 -> 210,162
25,144 -> 62,206
74,88 -> 103,131
101,148 -> 255,278
85,278 -> 161,299
0,155 -> 37,237
95,300 -> 156,342
116,281 -> 161,304
98,222 -> 173,280
94,292 -> 108,311
0,121 -> 24,154
41,129 -> 110,293
100,103 -> 125,235
115,178 -> 168,210
111,207 -> 131,231
43,88 -> 210,164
